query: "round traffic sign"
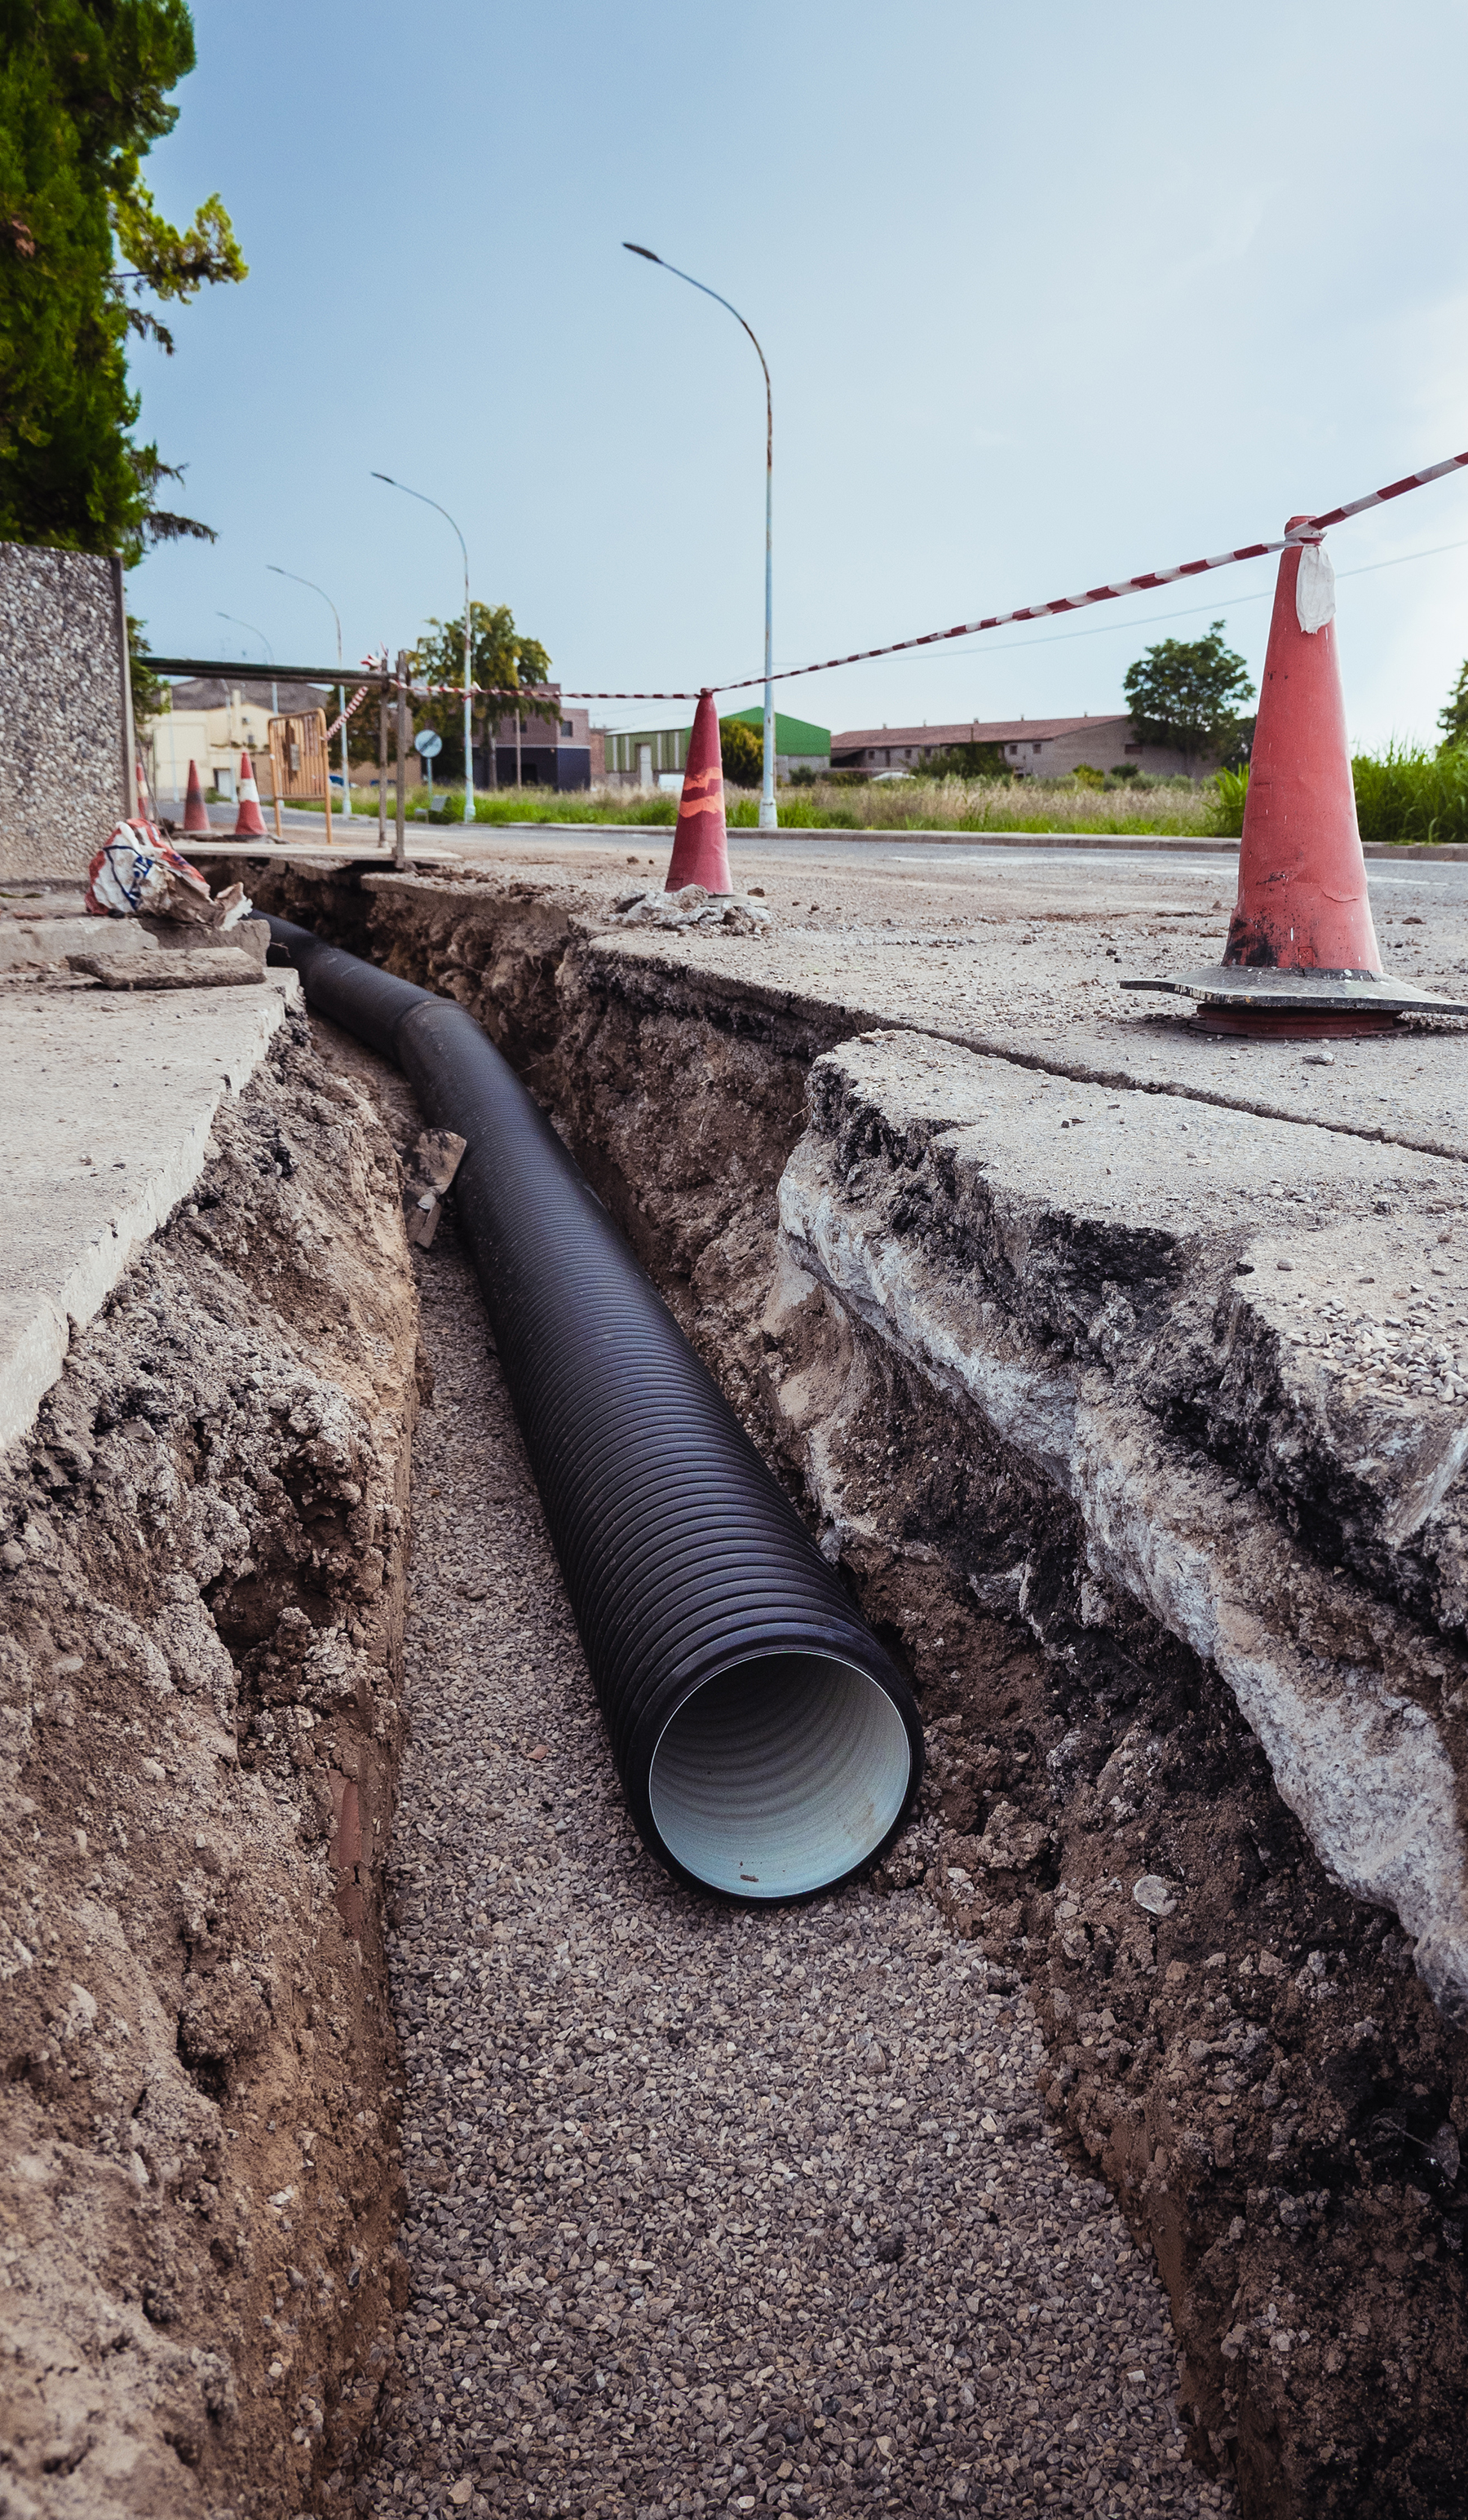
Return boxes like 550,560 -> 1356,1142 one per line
414,728 -> 444,758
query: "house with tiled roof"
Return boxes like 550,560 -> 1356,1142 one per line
829,714 -> 1205,780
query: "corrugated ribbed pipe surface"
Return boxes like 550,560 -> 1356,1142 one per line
266,916 -> 922,1898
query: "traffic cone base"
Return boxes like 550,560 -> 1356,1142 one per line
232,750 -> 268,838
1192,1006 -> 1397,1040
182,758 -> 210,835
665,691 -> 732,895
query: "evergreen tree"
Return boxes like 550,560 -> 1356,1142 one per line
1122,620 -> 1254,771
409,602 -> 553,780
0,2 -> 245,558
718,715 -> 764,787
1437,658 -> 1468,751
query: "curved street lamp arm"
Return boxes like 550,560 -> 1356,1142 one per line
621,247 -> 772,463
267,564 -> 343,664
370,471 -> 477,816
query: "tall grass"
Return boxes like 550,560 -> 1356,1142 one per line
1351,744 -> 1468,847
383,749 -> 1468,846
402,776 -> 1229,838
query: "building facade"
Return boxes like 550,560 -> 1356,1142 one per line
480,696 -> 591,792
829,714 -> 1206,781
601,708 -> 830,789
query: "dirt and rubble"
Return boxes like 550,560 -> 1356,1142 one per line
228,847 -> 1468,2518
0,1004 -> 418,2518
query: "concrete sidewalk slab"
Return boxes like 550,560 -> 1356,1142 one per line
0,975 -> 298,1455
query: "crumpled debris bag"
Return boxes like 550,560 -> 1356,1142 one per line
611,882 -> 770,935
86,821 -> 252,929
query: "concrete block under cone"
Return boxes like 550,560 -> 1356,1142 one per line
664,691 -> 732,895
1124,522 -> 1468,1037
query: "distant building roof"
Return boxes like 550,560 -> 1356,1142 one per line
722,705 -> 829,755
162,677 -> 331,714
832,714 -> 1128,751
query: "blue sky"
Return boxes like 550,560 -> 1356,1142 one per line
130,0 -> 1468,749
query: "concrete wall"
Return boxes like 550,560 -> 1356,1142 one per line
0,544 -> 130,877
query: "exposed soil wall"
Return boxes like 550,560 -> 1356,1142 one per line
0,1007 -> 418,2518
236,864 -> 1468,2520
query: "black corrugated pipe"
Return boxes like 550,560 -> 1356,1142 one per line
267,914 -> 923,1899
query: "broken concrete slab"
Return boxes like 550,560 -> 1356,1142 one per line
0,974 -> 299,1456
776,1031 -> 1468,2014
586,922 -> 1468,1165
67,944 -> 265,988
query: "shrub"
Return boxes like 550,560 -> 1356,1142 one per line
718,716 -> 765,788
1351,743 -> 1468,847
1209,765 -> 1250,838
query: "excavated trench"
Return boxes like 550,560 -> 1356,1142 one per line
223,861 -> 1468,2515
0,1004 -> 421,2518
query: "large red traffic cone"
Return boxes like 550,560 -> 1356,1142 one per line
232,750 -> 268,838
182,757 -> 210,835
664,691 -> 732,895
1121,519 -> 1468,1036
1223,519 -> 1380,979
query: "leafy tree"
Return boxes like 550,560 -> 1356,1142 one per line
409,601 -> 552,781
718,714 -> 764,787
126,608 -> 162,721
1122,620 -> 1254,771
0,1 -> 245,558
917,740 -> 1008,780
1437,657 -> 1468,751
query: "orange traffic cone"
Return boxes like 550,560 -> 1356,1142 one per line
232,750 -> 268,839
182,757 -> 210,835
1123,520 -> 1468,1037
664,691 -> 732,895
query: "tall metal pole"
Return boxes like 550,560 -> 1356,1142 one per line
623,243 -> 778,829
268,566 -> 349,818
378,652 -> 387,850
395,648 -> 408,869
371,472 -> 475,824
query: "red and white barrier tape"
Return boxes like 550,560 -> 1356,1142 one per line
376,445 -> 1468,705
325,680 -> 374,741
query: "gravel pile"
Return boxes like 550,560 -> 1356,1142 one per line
362,1224 -> 1234,2519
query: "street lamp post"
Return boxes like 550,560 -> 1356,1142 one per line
268,565 -> 349,818
218,612 -> 276,717
623,242 -> 777,830
371,473 -> 476,822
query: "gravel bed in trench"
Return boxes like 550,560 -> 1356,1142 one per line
361,1222 -> 1235,2520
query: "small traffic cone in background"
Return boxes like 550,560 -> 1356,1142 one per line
1223,519 -> 1382,983
135,760 -> 156,830
664,690 -> 732,895
232,749 -> 268,838
182,757 -> 210,835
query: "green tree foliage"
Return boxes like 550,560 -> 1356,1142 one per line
1122,620 -> 1254,770
718,714 -> 764,787
409,601 -> 553,780
1436,658 -> 1468,751
0,2 -> 245,557
914,740 -> 1008,780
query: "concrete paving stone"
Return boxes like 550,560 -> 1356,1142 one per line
0,975 -> 298,1453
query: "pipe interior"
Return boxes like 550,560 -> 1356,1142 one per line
647,1653 -> 913,1899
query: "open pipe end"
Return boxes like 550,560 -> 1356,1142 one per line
647,1653 -> 916,1899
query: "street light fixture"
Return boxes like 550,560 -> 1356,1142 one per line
218,612 -> 277,715
371,472 -> 476,822
623,241 -> 777,829
268,564 -> 349,818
